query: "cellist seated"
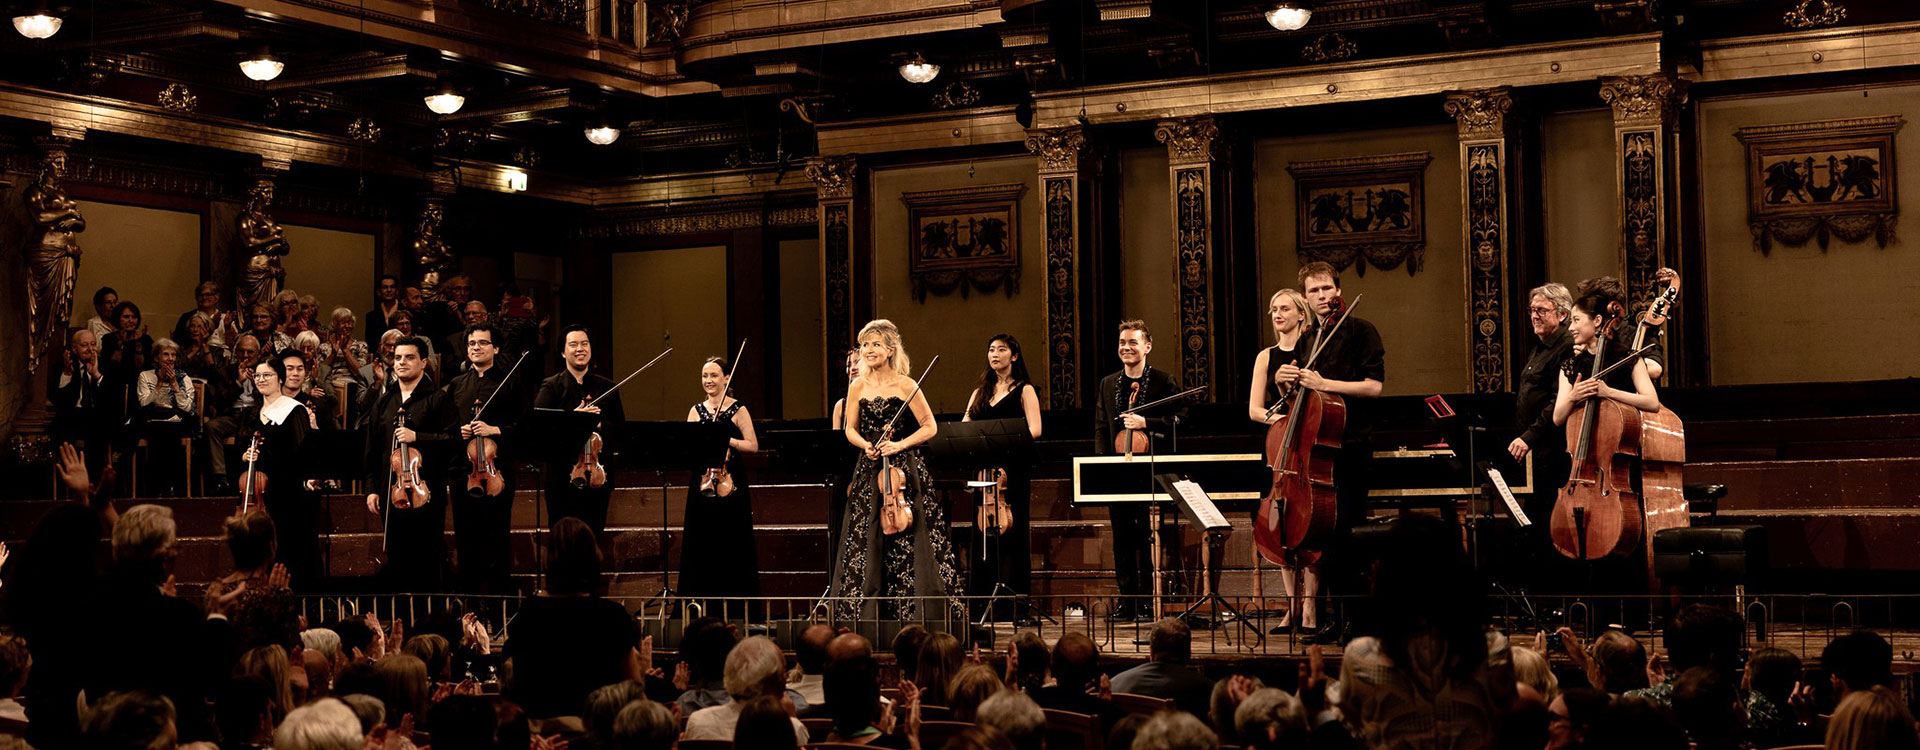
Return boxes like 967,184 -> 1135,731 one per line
1552,288 -> 1661,426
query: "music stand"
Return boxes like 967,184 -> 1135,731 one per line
302,429 -> 364,593
926,418 -> 1051,625
623,420 -> 731,611
1426,395 -> 1501,573
1154,473 -> 1262,643
526,407 -> 608,592
765,428 -> 857,618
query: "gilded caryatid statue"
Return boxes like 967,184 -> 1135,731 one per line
236,177 -> 290,311
412,201 -> 455,298
24,148 -> 86,374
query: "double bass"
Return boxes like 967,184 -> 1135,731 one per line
1550,302 -> 1643,560
1254,295 -> 1360,566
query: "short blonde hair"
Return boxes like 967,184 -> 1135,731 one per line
293,330 -> 322,352
1826,686 -> 1920,750
112,504 -> 177,565
1267,288 -> 1314,340
1510,646 -> 1560,703
856,319 -> 911,376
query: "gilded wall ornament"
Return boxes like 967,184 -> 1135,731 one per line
347,117 -> 383,143
1598,74 -> 1687,125
1443,88 -> 1513,136
1025,127 -> 1087,174
1287,151 -> 1432,275
647,1 -> 688,44
476,0 -> 585,26
1734,115 -> 1903,254
1043,177 -> 1078,409
930,81 -> 982,110
158,83 -> 198,113
413,201 -> 456,298
1173,168 -> 1214,391
1300,33 -> 1358,63
1783,0 -> 1846,29
806,154 -> 859,200
900,183 -> 1025,301
22,140 -> 86,374
237,174 -> 290,311
1464,144 -> 1508,393
1155,117 -> 1220,166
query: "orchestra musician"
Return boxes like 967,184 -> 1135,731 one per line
680,356 -> 763,602
1511,283 -> 1577,507
1091,320 -> 1188,623
1289,262 -> 1384,642
831,319 -> 963,622
962,334 -> 1043,622
1551,287 -> 1662,429
826,348 -> 859,574
242,357 -> 318,589
1578,274 -> 1672,382
1246,288 -> 1316,631
533,325 -> 625,536
362,335 -> 458,592
446,321 -> 525,595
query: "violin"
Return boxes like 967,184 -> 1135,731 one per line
1115,382 -> 1150,458
570,429 -> 607,489
1551,302 -> 1642,560
464,398 -> 505,498
1254,294 -> 1362,567
388,414 -> 430,509
975,467 -> 1011,536
240,432 -> 268,513
870,356 -> 940,537
699,340 -> 749,499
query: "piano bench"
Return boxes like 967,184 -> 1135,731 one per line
1683,483 -> 1729,517
1653,525 -> 1767,592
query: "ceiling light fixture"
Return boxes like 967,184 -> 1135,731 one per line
12,5 -> 62,39
1264,1 -> 1313,31
583,115 -> 620,145
898,53 -> 941,85
423,76 -> 465,115
239,46 -> 284,82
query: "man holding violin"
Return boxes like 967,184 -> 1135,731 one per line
1091,320 -> 1188,623
534,324 -> 625,537
445,321 -> 525,595
363,335 -> 458,592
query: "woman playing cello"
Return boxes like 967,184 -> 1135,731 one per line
1551,288 -> 1661,429
1247,289 -> 1317,631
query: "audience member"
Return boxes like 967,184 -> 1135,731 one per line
822,646 -> 909,748
893,624 -> 930,684
86,286 -> 118,340
172,281 -> 233,355
1009,631 -> 1048,694
133,337 -> 196,495
1822,630 -> 1893,699
585,681 -> 648,749
8,504 -> 104,749
504,517 -> 639,719
215,675 -> 275,750
1626,605 -> 1742,708
1234,688 -> 1307,750
1583,630 -> 1650,695
948,663 -> 1006,723
1825,685 -> 1920,750
272,698 -> 362,750
1112,618 -> 1214,719
1136,709 -> 1219,750
243,304 -> 289,354
400,634 -> 450,683
1589,695 -> 1689,750
1742,647 -> 1801,712
1208,676 -> 1261,743
684,636 -> 809,742
53,328 -> 111,467
425,693 -> 496,750
179,314 -> 224,380
217,510 -> 298,653
734,694 -> 802,749
371,654 -> 428,727
0,633 -> 27,739
975,691 -> 1045,750
79,690 -> 175,750
1670,666 -> 1743,750
610,699 -> 675,750
1511,645 -> 1560,704
917,631 -> 964,707
1108,713 -> 1150,750
1547,687 -> 1609,750
92,505 -> 228,743
792,623 -> 835,708
676,616 -> 739,714
1031,631 -> 1124,730
367,275 -> 401,351
233,645 -> 295,724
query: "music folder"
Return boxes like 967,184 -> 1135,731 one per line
1153,473 -> 1233,534
1484,466 -> 1531,527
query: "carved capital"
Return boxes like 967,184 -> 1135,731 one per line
1155,116 -> 1221,166
1025,126 -> 1088,174
806,154 -> 859,201
1444,87 -> 1514,137
425,166 -> 459,197
1599,74 -> 1688,125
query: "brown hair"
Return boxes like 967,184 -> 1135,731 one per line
1118,319 -> 1151,343
947,664 -> 1005,723
1297,262 -> 1339,287
1826,686 -> 1920,750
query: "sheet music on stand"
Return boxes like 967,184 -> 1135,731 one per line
1485,467 -> 1531,527
1154,474 -> 1232,533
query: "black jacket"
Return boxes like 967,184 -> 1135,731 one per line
1092,366 -> 1189,455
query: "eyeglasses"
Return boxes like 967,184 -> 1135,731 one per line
251,372 -> 275,380
1528,306 -> 1558,317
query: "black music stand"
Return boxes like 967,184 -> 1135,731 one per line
1155,473 -> 1262,643
625,420 -> 731,610
527,407 -> 606,592
303,429 -> 365,593
766,428 -> 856,617
926,418 -> 1050,625
1425,395 -> 1508,574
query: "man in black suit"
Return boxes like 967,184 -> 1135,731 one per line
362,336 -> 458,592
1091,320 -> 1189,622
445,322 -> 527,594
534,325 -> 625,536
52,328 -> 112,479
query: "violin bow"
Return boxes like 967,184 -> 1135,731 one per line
1580,343 -> 1656,383
717,339 -> 748,411
472,350 -> 530,419
1122,386 -> 1208,416
878,355 -> 942,438
584,347 -> 673,408
1265,293 -> 1366,419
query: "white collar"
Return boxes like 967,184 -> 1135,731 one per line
259,396 -> 299,425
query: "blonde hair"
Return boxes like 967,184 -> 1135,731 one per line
1827,686 -> 1920,750
273,290 -> 300,322
237,645 -> 295,722
1510,646 -> 1559,703
1267,289 -> 1313,342
857,319 -> 911,377
293,330 -> 321,352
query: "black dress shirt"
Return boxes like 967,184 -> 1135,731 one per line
533,370 -> 626,464
362,381 -> 459,490
445,363 -> 527,470
1515,325 -> 1573,450
1092,365 -> 1189,455
1308,314 -> 1386,438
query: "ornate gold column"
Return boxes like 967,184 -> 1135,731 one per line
1600,74 -> 1688,316
1024,127 -> 1090,409
414,167 -> 458,299
806,154 -> 860,407
1444,88 -> 1516,393
1154,116 -> 1222,395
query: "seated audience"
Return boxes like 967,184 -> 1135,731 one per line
948,663 -> 1006,723
823,647 -> 908,747
86,286 -> 119,340
134,338 -> 196,496
217,511 -> 298,653
9,503 -> 105,749
1108,713 -> 1150,750
1031,631 -> 1124,730
1511,645 -> 1559,705
975,691 -> 1045,750
675,616 -> 738,715
1008,631 -> 1048,695
92,505 -> 229,743
917,631 -> 964,707
504,517 -> 640,719
371,655 -> 428,727
1137,709 -> 1219,750
893,624 -> 929,685
1112,618 -> 1214,719
1582,630 -> 1651,695
400,634 -> 450,685
1208,676 -> 1262,743
734,694 -> 802,749
1547,687 -> 1609,750
791,623 -> 834,708
585,681 -> 648,750
272,697 -> 362,750
1826,685 -> 1920,750
1670,666 -> 1744,750
1589,695 -> 1688,750
1823,630 -> 1894,700
611,699 -> 676,750
233,645 -> 295,725
80,690 -> 176,750
683,636 -> 809,742
1234,688 -> 1307,750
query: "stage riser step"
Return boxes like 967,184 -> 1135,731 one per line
1688,458 -> 1920,512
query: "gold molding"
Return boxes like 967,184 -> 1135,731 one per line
816,105 -> 1028,157
1443,87 -> 1514,137
1731,114 -> 1907,140
1599,74 -> 1688,125
1025,126 -> 1089,175
1155,116 -> 1221,167
806,154 -> 861,201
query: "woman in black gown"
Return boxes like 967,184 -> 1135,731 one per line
239,358 -> 320,590
1246,288 -> 1314,630
832,319 -> 963,623
680,356 -> 762,605
961,334 -> 1042,622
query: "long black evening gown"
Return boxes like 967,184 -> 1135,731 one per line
831,397 -> 963,623
966,386 -> 1034,621
679,400 -> 761,600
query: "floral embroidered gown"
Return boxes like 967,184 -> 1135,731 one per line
831,396 -> 964,622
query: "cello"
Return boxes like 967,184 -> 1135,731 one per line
698,339 -> 749,499
875,356 -> 940,537
1550,302 -> 1644,560
1255,295 -> 1361,566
